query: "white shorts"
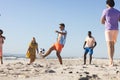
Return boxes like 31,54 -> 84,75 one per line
105,30 -> 119,42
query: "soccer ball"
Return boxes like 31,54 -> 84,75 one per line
40,48 -> 45,54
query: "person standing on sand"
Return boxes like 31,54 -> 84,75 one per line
101,0 -> 120,66
26,37 -> 39,65
83,31 -> 97,65
0,29 -> 5,64
42,23 -> 67,65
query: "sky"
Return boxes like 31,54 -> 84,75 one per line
0,0 -> 120,58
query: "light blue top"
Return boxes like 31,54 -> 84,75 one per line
57,30 -> 67,45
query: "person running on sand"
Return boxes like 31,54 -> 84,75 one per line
101,0 -> 120,66
0,29 -> 5,64
26,37 -> 39,65
42,23 -> 67,65
83,31 -> 97,65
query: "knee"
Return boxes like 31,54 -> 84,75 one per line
107,43 -> 113,48
89,54 -> 92,57
56,52 -> 61,57
33,59 -> 35,62
84,53 -> 87,56
49,46 -> 54,51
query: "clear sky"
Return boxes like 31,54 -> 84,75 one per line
0,0 -> 120,58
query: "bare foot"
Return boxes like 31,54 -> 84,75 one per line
109,62 -> 114,67
27,63 -> 31,65
40,54 -> 45,59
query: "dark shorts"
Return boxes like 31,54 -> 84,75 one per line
84,47 -> 93,55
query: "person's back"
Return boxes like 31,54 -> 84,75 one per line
104,8 -> 120,30
101,0 -> 120,66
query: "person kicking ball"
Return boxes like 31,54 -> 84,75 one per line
42,23 -> 67,65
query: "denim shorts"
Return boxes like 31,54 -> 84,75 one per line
84,47 -> 93,55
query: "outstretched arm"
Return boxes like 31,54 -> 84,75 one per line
55,30 -> 67,35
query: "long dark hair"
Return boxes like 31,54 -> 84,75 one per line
0,29 -> 6,40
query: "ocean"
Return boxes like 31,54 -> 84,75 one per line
3,53 -> 80,60
3,53 -> 120,60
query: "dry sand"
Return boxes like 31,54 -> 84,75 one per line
0,58 -> 120,80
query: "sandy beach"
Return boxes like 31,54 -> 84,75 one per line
0,58 -> 120,80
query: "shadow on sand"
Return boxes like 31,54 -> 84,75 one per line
79,77 -> 89,80
79,74 -> 100,80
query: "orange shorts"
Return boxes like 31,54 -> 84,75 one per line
52,42 -> 64,52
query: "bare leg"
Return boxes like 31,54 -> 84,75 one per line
107,41 -> 114,66
28,55 -> 35,65
0,57 -> 2,64
56,51 -> 62,65
31,57 -> 35,63
0,57 -> 3,64
1,57 -> 3,64
43,46 -> 55,58
89,55 -> 92,64
28,58 -> 33,65
84,53 -> 87,65
29,58 -> 33,64
111,42 -> 115,60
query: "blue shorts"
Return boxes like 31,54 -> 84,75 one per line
84,47 -> 93,55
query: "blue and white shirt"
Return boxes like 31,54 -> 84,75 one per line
57,30 -> 67,45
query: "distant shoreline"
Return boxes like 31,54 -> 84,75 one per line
3,56 -> 120,60
3,53 -> 120,60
